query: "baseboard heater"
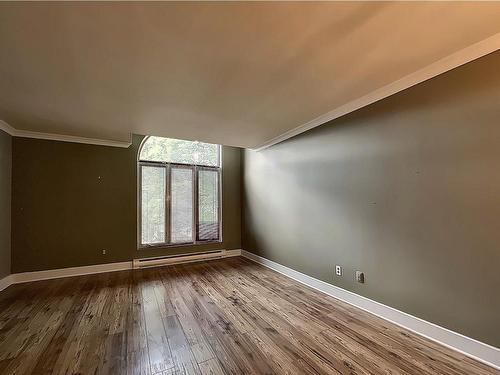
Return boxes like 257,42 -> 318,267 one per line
133,249 -> 232,269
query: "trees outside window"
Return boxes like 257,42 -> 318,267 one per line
138,136 -> 221,247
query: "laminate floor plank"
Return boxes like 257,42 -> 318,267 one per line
141,269 -> 176,374
174,264 -> 274,375
30,276 -> 96,374
125,270 -> 152,375
240,258 -> 486,375
198,358 -> 225,375
240,301 -> 372,375
0,257 -> 497,375
158,267 -> 215,366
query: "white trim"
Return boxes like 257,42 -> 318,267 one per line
253,32 -> 500,151
0,120 -> 16,136
2,249 -> 496,369
14,129 -> 132,148
0,274 -> 15,292
0,249 -> 242,290
241,250 -> 500,370
133,249 -> 241,269
12,261 -> 133,284
0,120 -> 131,148
2,32 -> 500,151
224,249 -> 242,257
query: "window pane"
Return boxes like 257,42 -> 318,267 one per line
140,136 -> 220,166
141,166 -> 166,244
198,170 -> 219,241
171,168 -> 193,243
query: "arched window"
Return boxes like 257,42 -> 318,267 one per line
138,136 -> 221,247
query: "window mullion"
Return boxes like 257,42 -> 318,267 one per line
193,165 -> 199,243
218,168 -> 222,242
138,164 -> 143,247
166,163 -> 171,245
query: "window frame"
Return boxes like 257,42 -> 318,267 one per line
137,136 -> 222,249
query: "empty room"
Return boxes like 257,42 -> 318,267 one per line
0,1 -> 499,374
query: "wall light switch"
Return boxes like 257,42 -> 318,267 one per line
335,265 -> 343,276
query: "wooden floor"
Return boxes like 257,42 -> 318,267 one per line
0,257 -> 497,375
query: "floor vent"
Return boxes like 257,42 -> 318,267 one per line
133,249 -> 237,269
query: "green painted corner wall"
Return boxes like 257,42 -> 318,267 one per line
0,129 -> 12,279
242,51 -> 500,347
12,134 -> 241,273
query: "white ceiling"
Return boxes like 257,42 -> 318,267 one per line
1,2 -> 500,149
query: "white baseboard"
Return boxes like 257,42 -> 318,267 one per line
0,249 -> 243,290
3,249 -> 496,369
12,261 -> 133,284
0,274 -> 15,292
224,249 -> 242,257
241,250 -> 500,370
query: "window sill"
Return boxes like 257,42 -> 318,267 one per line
138,240 -> 223,251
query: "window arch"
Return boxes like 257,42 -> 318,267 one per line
138,136 -> 222,247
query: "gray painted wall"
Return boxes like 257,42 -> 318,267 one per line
242,51 -> 500,347
12,134 -> 241,273
0,129 -> 11,279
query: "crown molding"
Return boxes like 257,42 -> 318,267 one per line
0,119 -> 16,136
0,120 -> 132,148
3,31 -> 500,151
253,32 -> 500,151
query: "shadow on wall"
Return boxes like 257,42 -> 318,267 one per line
242,50 -> 500,348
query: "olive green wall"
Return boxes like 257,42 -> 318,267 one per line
0,129 -> 12,279
242,51 -> 500,347
12,134 -> 241,273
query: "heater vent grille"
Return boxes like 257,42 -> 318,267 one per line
133,249 -> 241,269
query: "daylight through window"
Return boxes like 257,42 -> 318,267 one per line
139,136 -> 221,247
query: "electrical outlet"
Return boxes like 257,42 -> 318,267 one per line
335,265 -> 343,276
102,249 -> 106,255
355,271 -> 365,283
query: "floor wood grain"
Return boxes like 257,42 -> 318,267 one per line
0,257 -> 497,375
